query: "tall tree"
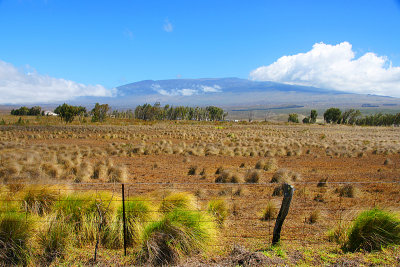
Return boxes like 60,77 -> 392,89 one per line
91,103 -> 110,122
324,108 -> 342,123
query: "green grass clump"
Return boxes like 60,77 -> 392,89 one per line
37,215 -> 71,264
138,208 -> 216,265
106,197 -> 153,248
23,186 -> 58,215
54,193 -> 91,227
207,199 -> 228,226
0,211 -> 31,265
54,191 -> 116,246
344,208 -> 400,252
159,192 -> 197,213
261,201 -> 276,221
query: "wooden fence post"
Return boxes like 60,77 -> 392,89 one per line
272,183 -> 294,245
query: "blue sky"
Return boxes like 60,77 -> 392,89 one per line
1,0 -> 400,103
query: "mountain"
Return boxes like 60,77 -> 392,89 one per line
75,77 -> 399,110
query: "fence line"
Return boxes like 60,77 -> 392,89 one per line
1,180 -> 400,254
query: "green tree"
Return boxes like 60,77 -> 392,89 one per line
206,106 -> 224,121
28,106 -> 41,116
91,103 -> 109,122
324,108 -> 342,123
54,103 -> 79,123
288,113 -> 299,123
310,110 -> 318,123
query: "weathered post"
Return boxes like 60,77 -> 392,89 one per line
122,183 -> 127,256
272,183 -> 294,245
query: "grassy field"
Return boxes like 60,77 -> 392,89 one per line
0,116 -> 399,265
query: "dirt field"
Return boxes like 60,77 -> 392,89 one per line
1,121 -> 399,265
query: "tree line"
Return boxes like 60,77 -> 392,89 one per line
10,102 -> 226,123
134,102 -> 227,121
289,108 -> 400,126
323,108 -> 400,126
10,106 -> 42,116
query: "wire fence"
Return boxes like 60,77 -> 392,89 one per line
1,180 -> 400,254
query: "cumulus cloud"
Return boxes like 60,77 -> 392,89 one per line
250,42 -> 400,97
0,60 -> 113,104
163,18 -> 173,32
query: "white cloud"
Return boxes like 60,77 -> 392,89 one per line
201,85 -> 222,93
151,83 -> 222,96
163,19 -> 173,32
250,42 -> 400,97
152,83 -> 198,96
0,60 -> 113,104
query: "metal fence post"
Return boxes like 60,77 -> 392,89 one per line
122,183 -> 127,256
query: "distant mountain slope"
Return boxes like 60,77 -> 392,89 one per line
69,78 -> 400,110
116,77 -> 342,96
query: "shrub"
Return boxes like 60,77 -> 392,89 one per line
317,178 -> 328,187
215,166 -> 224,175
0,212 -> 31,265
263,158 -> 278,171
261,201 -> 276,221
308,210 -> 320,224
188,166 -> 197,175
245,170 -> 260,183
288,113 -> 299,123
138,209 -> 216,265
384,158 -> 392,165
230,173 -> 241,183
91,162 -> 106,180
272,185 -> 283,196
336,184 -> 355,198
255,160 -> 265,169
328,224 -> 348,245
199,168 -> 206,175
215,170 -> 231,183
344,208 -> 400,252
107,165 -> 127,183
207,199 -> 228,226
271,169 -> 300,184
313,194 -> 324,202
